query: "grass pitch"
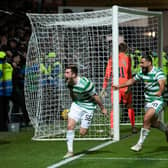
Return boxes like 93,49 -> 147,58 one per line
0,124 -> 168,168
0,106 -> 167,168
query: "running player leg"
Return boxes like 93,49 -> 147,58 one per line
64,103 -> 82,158
131,103 -> 155,152
80,111 -> 94,136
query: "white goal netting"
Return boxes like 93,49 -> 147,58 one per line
25,6 -> 162,140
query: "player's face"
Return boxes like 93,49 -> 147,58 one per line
64,69 -> 75,85
140,58 -> 151,74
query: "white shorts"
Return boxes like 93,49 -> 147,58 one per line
68,102 -> 94,129
145,100 -> 164,116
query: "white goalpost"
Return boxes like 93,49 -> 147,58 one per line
25,6 -> 163,141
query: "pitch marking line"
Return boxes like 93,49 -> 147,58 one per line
47,140 -> 116,168
79,157 -> 168,161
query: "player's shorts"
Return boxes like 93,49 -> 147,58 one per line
111,87 -> 132,104
68,102 -> 94,129
144,100 -> 164,116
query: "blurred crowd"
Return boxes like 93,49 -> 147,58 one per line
0,18 -> 31,131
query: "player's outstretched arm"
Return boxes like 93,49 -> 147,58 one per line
92,95 -> 107,116
113,78 -> 136,90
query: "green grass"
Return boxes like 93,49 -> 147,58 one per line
0,128 -> 105,168
62,128 -> 168,168
164,106 -> 168,123
0,124 -> 168,168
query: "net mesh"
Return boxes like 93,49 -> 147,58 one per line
25,7 -> 161,140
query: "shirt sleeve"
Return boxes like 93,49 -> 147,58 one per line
102,57 -> 112,89
85,80 -> 97,96
156,69 -> 166,81
134,72 -> 141,81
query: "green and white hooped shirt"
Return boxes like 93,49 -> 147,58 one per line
134,66 -> 166,103
69,77 -> 97,110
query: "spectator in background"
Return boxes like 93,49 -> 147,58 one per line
11,54 -> 30,126
151,51 -> 168,105
7,38 -> 18,56
0,34 -> 8,48
0,15 -> 31,128
0,51 -> 8,131
130,50 -> 142,76
3,51 -> 13,125
40,52 -> 63,120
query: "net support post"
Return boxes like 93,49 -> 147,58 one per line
112,5 -> 120,141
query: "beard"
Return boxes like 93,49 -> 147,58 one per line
65,78 -> 74,87
142,67 -> 148,74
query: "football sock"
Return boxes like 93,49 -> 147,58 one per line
137,128 -> 150,145
66,130 -> 75,153
128,108 -> 135,127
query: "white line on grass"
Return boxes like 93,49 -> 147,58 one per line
79,157 -> 168,161
47,140 -> 116,168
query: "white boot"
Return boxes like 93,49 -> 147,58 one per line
63,152 -> 74,159
130,143 -> 142,152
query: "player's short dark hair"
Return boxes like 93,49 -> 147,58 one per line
66,64 -> 78,75
119,42 -> 127,52
141,55 -> 153,64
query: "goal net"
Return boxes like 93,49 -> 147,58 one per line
25,6 -> 162,140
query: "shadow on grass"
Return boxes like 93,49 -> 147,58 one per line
0,140 -> 11,145
147,146 -> 168,153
